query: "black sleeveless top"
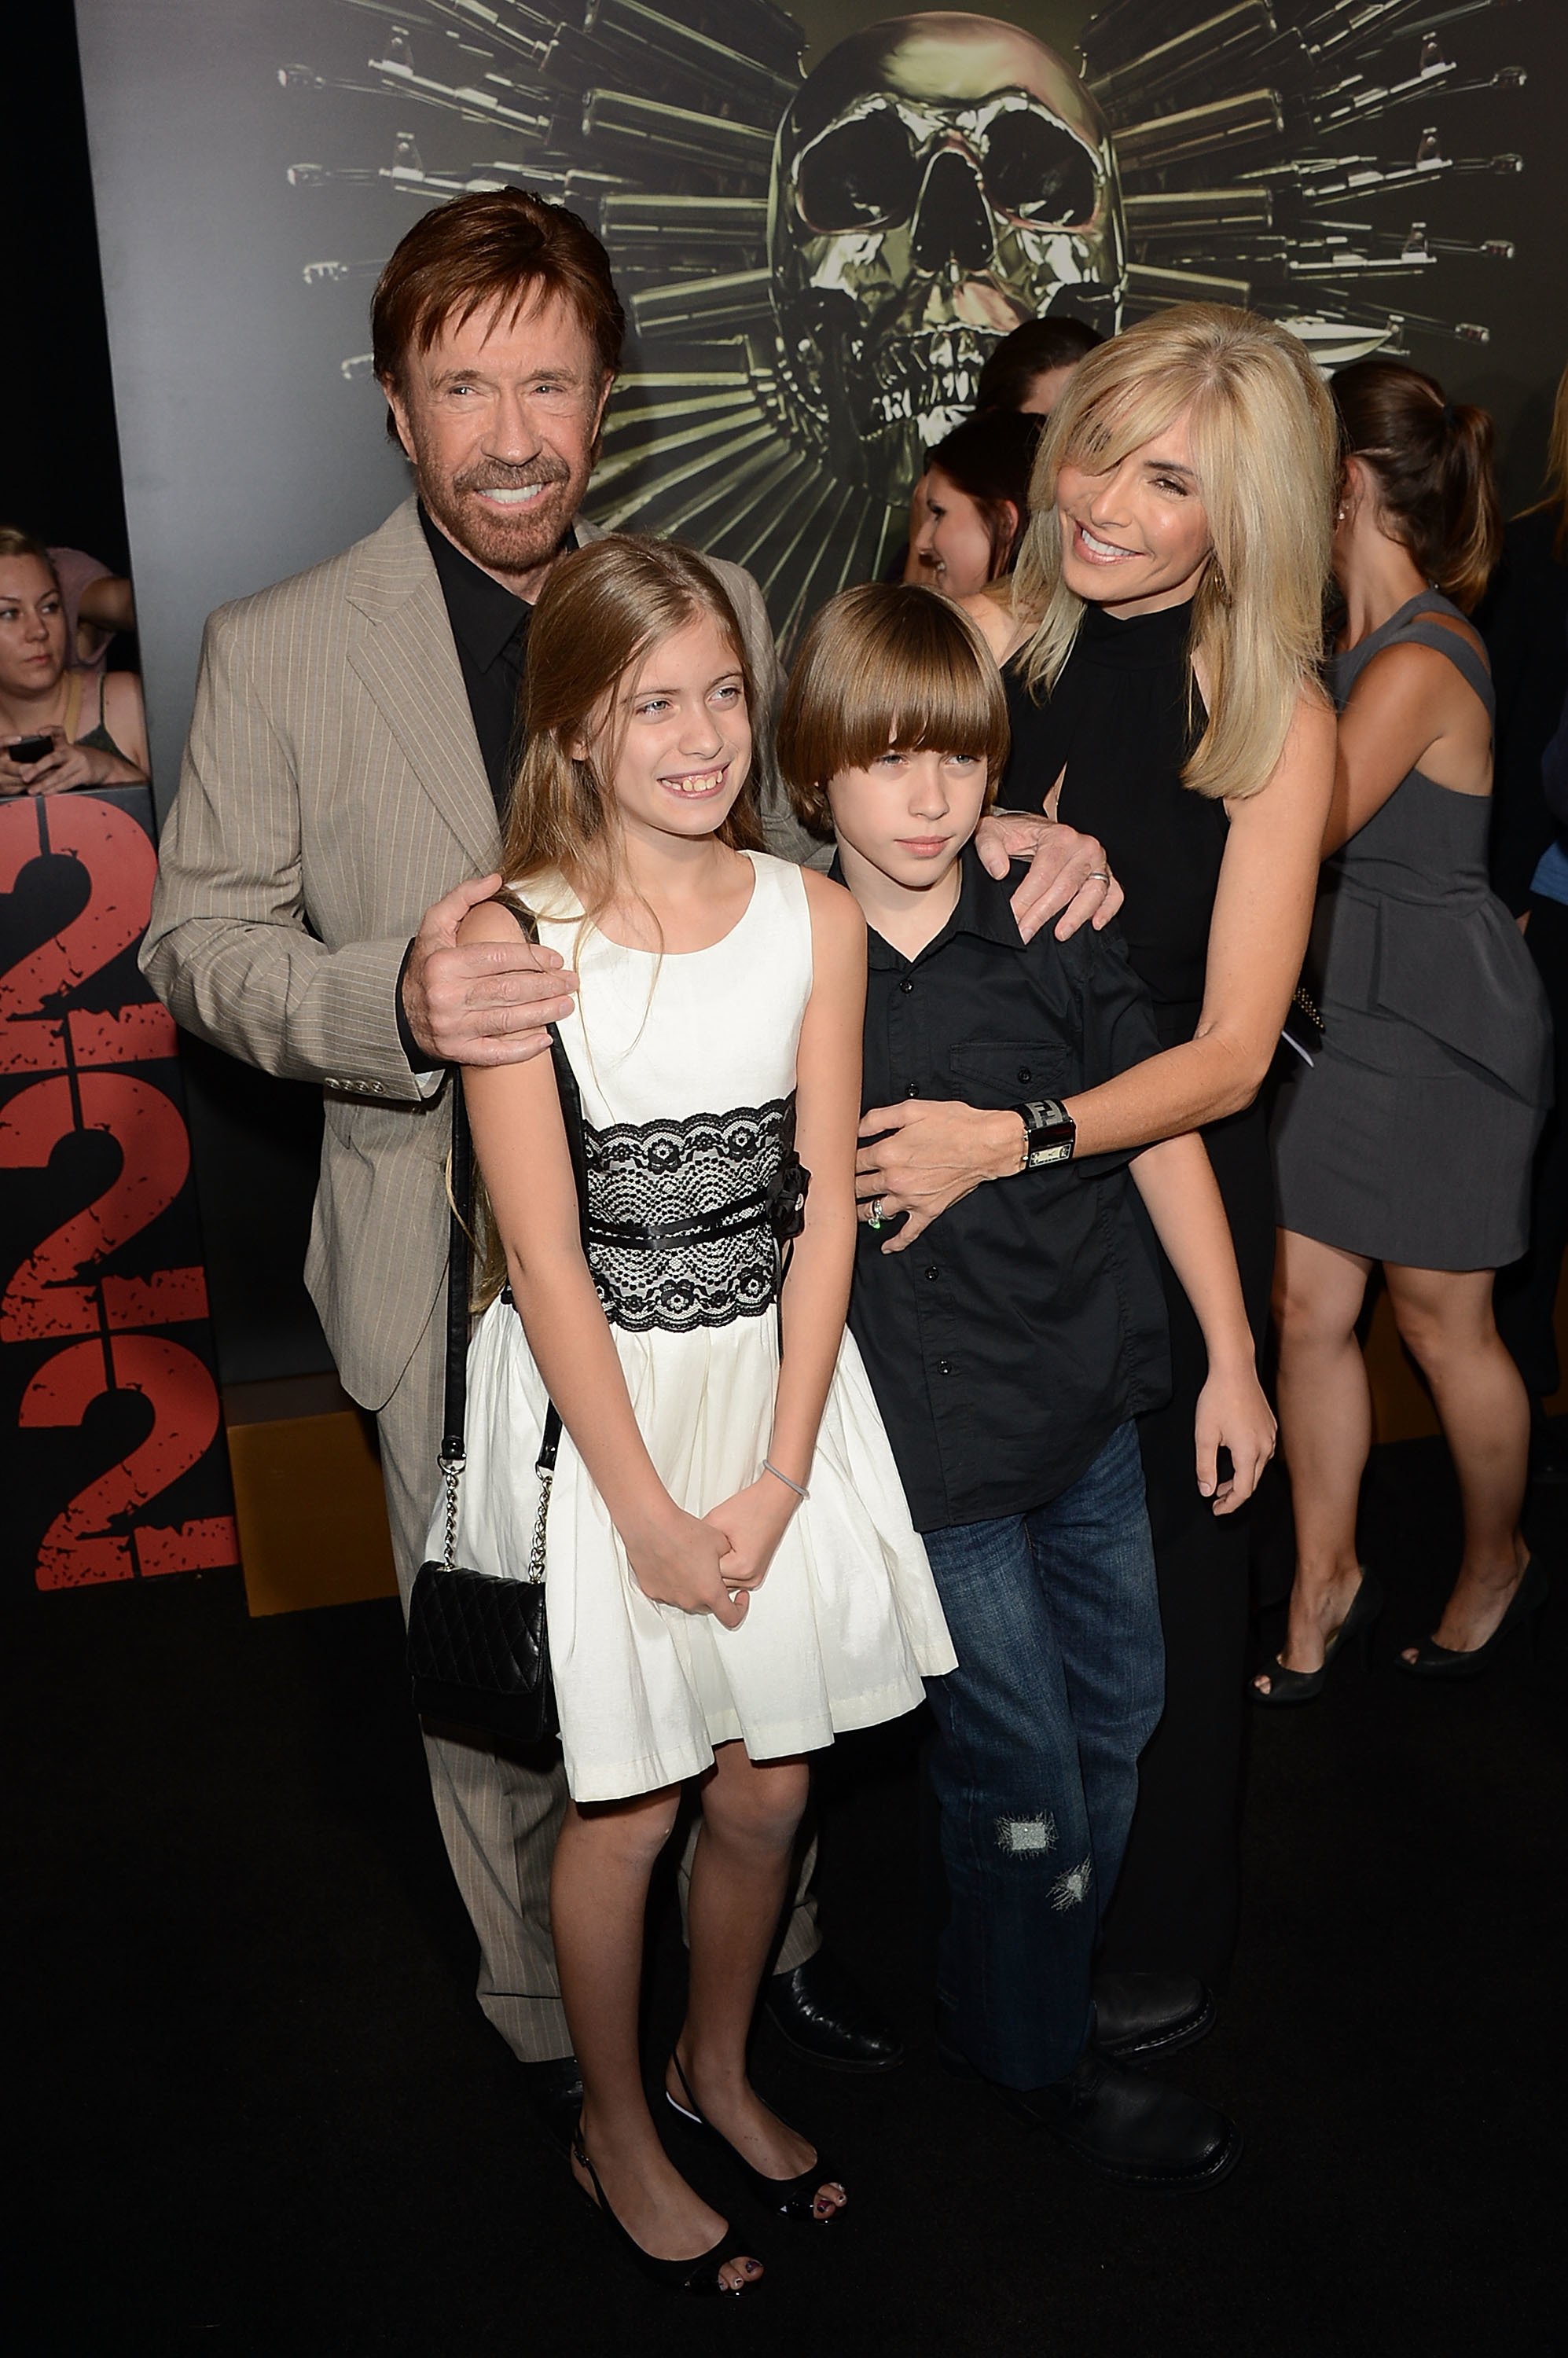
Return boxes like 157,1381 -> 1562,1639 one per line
1002,597 -> 1226,1042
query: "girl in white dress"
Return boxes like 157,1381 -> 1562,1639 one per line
441,535 -> 953,2295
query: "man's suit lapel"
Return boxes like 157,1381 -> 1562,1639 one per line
345,498 -> 500,873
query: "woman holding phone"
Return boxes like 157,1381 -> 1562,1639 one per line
0,526 -> 149,794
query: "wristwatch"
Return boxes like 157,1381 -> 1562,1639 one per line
1012,1097 -> 1077,1170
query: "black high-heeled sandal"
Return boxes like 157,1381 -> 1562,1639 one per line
665,2053 -> 846,2222
570,2126 -> 760,2295
1396,1557 -> 1546,1680
1250,1570 -> 1383,1706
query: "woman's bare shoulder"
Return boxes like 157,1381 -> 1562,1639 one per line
1346,634 -> 1479,718
100,668 -> 145,724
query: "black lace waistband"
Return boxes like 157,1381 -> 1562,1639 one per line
580,1093 -> 808,1335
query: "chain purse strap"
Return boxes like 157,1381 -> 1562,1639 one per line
440,1018 -> 589,1588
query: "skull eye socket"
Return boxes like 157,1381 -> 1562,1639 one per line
982,109 -> 1101,227
797,110 -> 922,235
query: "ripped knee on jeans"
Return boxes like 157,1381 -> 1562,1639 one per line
993,1811 -> 1059,1857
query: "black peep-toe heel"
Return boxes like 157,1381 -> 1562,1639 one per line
1396,1558 -> 1547,1680
1250,1570 -> 1383,1706
665,2053 -> 846,2222
570,2125 -> 759,2295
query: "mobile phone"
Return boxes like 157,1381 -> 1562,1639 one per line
7,733 -> 53,764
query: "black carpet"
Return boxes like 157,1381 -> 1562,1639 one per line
8,1432 -> 1566,2358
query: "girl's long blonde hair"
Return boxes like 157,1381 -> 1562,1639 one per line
1009,303 -> 1338,803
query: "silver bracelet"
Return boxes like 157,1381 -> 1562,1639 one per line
762,1458 -> 809,1501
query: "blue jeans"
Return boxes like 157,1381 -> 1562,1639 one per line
922,1421 -> 1164,2089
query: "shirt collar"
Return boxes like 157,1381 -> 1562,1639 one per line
419,502 -> 575,670
831,841 -> 1030,968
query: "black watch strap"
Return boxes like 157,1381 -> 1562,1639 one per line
1014,1096 -> 1076,1169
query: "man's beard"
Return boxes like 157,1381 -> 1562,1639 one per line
424,454 -> 579,582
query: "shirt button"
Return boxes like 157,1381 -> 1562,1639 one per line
937,1357 -> 954,1376
905,1082 -> 920,1097
1016,1066 -> 1033,1083
924,1265 -> 940,1282
900,976 -> 916,994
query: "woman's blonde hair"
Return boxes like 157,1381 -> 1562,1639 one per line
0,525 -> 60,582
1009,303 -> 1338,803
497,532 -> 764,920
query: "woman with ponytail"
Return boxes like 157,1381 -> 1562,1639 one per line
1261,362 -> 1552,1695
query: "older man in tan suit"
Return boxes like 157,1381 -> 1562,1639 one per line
143,190 -> 1116,2143
140,193 -> 875,2148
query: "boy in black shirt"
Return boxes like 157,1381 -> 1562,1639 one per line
780,586 -> 1273,2190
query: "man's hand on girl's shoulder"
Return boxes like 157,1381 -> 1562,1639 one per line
403,872 -> 580,1067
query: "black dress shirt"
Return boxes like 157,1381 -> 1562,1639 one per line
845,848 -> 1171,1533
398,509 -> 575,1071
419,502 -> 544,812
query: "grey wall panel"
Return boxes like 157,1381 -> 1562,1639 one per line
74,0 -> 412,813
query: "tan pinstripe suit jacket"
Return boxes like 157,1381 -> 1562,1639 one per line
141,495 -> 815,1409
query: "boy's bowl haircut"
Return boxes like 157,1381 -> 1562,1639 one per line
778,584 -> 1011,838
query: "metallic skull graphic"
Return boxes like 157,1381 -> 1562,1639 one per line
767,13 -> 1126,501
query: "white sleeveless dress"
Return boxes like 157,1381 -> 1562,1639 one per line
433,851 -> 954,1804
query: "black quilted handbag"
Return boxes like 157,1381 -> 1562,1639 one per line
406,1052 -> 582,1745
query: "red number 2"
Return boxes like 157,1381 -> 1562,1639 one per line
0,798 -> 174,1071
19,1335 -> 239,1588
0,1072 -> 208,1340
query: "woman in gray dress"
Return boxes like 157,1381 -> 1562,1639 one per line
1259,362 -> 1551,1695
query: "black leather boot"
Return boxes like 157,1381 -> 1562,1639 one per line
1092,1971 -> 1217,2062
1018,2048 -> 1240,2190
762,1951 -> 905,2072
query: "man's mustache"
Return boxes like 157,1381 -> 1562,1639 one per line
454,459 -> 572,494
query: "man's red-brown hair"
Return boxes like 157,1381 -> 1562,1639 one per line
371,189 -> 625,436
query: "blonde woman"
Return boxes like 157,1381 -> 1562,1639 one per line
854,306 -> 1338,2043
0,527 -> 148,794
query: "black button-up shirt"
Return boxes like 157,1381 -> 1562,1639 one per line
845,847 -> 1171,1532
398,509 -> 578,1071
419,502 -> 550,812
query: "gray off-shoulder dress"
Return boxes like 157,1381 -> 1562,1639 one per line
1272,590 -> 1551,1270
